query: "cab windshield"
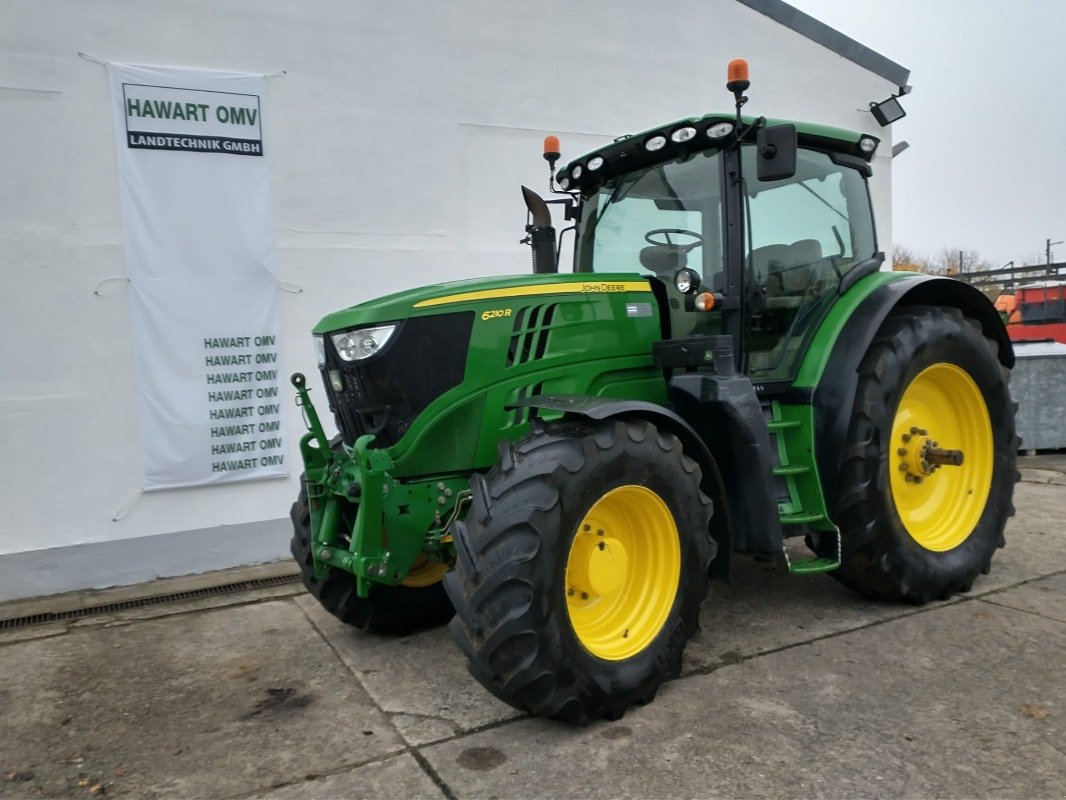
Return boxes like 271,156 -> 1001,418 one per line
575,150 -> 725,292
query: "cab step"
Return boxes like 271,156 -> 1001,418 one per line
787,556 -> 840,575
779,511 -> 824,525
784,529 -> 841,575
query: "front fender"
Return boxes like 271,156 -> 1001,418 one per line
512,394 -> 732,580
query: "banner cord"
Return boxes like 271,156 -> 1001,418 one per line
93,276 -> 130,296
78,52 -> 285,78
112,491 -> 142,522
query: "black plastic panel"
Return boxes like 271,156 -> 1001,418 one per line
322,312 -> 474,447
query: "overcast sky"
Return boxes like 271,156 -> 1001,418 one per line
787,0 -> 1066,269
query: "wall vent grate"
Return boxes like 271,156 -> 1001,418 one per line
0,573 -> 302,632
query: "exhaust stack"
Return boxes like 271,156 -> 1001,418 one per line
521,185 -> 557,274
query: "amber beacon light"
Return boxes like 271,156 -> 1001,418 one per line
543,135 -> 561,167
726,59 -> 750,93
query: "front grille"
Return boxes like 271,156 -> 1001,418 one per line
323,312 -> 474,447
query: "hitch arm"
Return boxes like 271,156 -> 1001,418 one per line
291,372 -> 331,454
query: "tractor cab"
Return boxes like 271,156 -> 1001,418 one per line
523,59 -> 883,392
562,124 -> 880,386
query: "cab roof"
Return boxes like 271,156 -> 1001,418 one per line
558,112 -> 878,193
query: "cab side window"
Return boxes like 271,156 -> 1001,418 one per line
742,147 -> 876,380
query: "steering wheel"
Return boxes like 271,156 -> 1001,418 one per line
644,228 -> 704,252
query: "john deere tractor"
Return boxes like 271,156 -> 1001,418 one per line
290,61 -> 1017,723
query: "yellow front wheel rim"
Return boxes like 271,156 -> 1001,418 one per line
565,485 -> 681,661
889,363 -> 994,551
401,556 -> 449,588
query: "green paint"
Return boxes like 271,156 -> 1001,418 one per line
792,271 -> 912,388
771,402 -> 834,532
295,266 -> 917,586
788,556 -> 840,575
295,276 -> 666,587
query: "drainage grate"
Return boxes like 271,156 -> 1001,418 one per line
0,573 -> 303,632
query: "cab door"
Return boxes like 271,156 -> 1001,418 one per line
737,147 -> 878,384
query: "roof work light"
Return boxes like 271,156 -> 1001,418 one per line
870,95 -> 906,126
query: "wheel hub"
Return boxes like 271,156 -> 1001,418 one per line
896,426 -> 965,484
569,536 -> 629,598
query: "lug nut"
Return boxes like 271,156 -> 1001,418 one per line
897,448 -> 908,456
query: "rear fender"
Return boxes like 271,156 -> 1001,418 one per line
807,274 -> 1013,503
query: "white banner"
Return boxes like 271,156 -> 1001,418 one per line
109,63 -> 286,490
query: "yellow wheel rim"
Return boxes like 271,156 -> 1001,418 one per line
565,485 -> 681,661
401,556 -> 448,588
889,363 -> 994,551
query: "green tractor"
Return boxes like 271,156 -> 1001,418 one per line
289,61 -> 1017,723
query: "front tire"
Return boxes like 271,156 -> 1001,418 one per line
830,306 -> 1017,603
445,419 -> 715,724
290,481 -> 454,634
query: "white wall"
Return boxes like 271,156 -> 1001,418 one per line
0,0 -> 898,599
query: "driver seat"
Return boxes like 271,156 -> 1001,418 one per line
639,245 -> 688,277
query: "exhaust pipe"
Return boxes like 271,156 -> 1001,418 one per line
521,186 -> 557,274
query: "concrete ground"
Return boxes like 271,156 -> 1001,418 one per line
2,457 -> 1064,799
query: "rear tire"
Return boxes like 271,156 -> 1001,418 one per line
829,306 -> 1017,603
290,480 -> 454,634
445,418 -> 715,724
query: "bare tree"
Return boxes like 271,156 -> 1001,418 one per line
934,247 -> 991,276
892,243 -> 931,273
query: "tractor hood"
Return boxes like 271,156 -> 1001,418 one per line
313,272 -> 653,334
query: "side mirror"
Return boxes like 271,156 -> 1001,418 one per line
756,124 -> 797,182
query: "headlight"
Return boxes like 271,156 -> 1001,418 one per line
313,335 -> 326,367
572,164 -> 584,179
645,135 -> 667,152
587,155 -> 604,171
331,324 -> 397,362
671,126 -> 697,143
706,121 -> 734,140
858,136 -> 878,154
674,267 -> 701,294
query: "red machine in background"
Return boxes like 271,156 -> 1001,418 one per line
995,282 -> 1066,344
